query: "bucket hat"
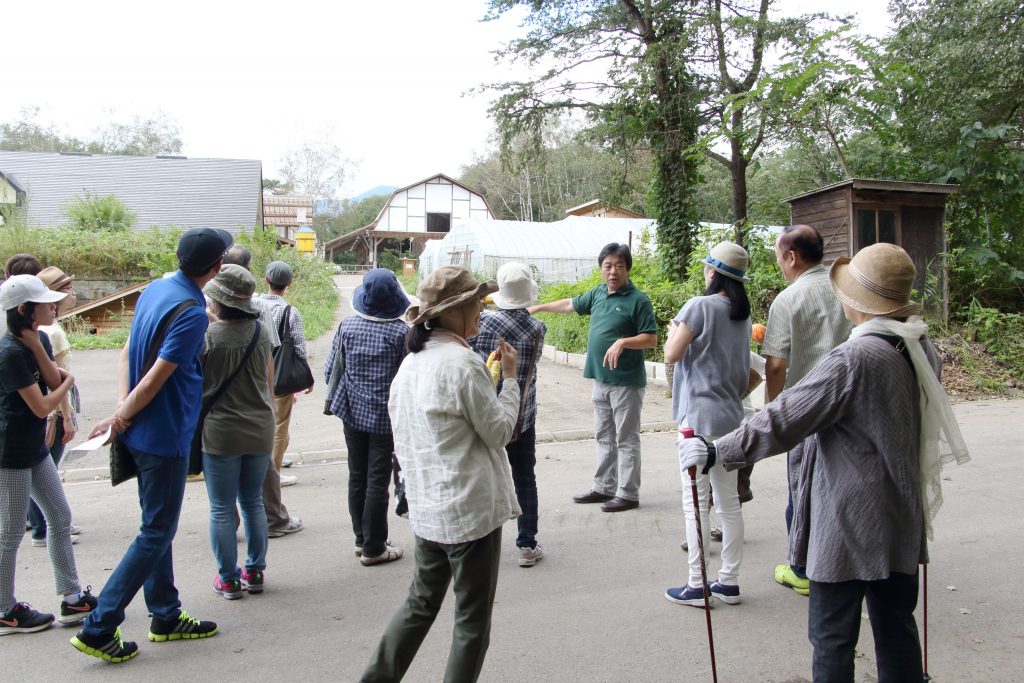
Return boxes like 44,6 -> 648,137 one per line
352,268 -> 411,321
177,227 -> 233,272
407,266 -> 497,325
829,243 -> 921,317
203,264 -> 261,316
703,241 -> 750,282
493,262 -> 537,310
37,266 -> 74,292
1,274 -> 67,311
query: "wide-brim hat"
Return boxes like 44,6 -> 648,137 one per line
353,268 -> 411,321
203,264 -> 261,316
407,265 -> 497,325
704,241 -> 750,282
37,266 -> 74,292
829,243 -> 921,317
493,262 -> 537,310
1,274 -> 67,311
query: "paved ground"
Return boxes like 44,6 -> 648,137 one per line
7,275 -> 1022,681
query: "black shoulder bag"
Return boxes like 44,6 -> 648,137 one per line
110,300 -> 199,486
272,304 -> 314,396
188,322 -> 262,475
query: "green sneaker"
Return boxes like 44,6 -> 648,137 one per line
147,610 -> 217,642
774,563 -> 810,596
71,628 -> 139,663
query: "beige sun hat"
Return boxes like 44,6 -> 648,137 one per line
493,262 -> 537,310
703,241 -> 750,282
37,266 -> 75,292
829,243 -> 921,317
407,265 -> 497,325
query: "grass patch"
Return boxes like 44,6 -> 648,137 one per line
398,273 -> 419,295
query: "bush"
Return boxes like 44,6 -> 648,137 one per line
963,300 -> 1024,380
62,192 -> 136,232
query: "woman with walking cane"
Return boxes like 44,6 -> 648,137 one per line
663,242 -> 752,608
678,243 -> 969,682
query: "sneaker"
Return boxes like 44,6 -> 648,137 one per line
664,584 -> 712,608
32,534 -> 80,547
360,546 -> 403,566
710,526 -> 723,542
241,569 -> 264,594
148,610 -> 218,642
213,576 -> 243,600
71,627 -> 139,663
774,563 -> 810,596
710,581 -> 741,605
186,473 -> 205,483
518,545 -> 544,568
282,458 -> 294,468
69,523 -> 82,535
0,602 -> 55,635
280,474 -> 297,487
59,587 -> 98,625
267,516 -> 303,538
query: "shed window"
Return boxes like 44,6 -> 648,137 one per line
427,213 -> 451,233
856,209 -> 899,249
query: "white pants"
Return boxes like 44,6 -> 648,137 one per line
678,430 -> 744,587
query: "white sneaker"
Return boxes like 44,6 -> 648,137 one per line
32,535 -> 79,547
518,545 -> 544,567
280,474 -> 297,487
69,523 -> 82,535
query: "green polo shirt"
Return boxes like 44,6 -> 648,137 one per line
572,281 -> 657,387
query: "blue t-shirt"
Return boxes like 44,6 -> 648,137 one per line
120,271 -> 208,458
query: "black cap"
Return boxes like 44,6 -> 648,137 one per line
177,228 -> 234,272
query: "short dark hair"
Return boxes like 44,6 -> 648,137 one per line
223,245 -> 252,269
181,259 -> 221,278
4,254 -> 42,278
705,272 -> 751,321
209,298 -> 258,321
6,302 -> 38,336
598,243 -> 632,271
778,225 -> 824,263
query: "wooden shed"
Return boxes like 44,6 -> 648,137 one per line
785,178 -> 958,317
60,281 -> 150,334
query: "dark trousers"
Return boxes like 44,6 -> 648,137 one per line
343,423 -> 393,557
785,456 -> 806,578
262,453 -> 291,530
505,426 -> 538,549
81,448 -> 187,637
28,420 -> 66,539
361,527 -> 502,683
808,572 -> 923,683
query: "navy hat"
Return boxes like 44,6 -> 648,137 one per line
177,227 -> 233,273
352,268 -> 411,321
265,261 -> 293,288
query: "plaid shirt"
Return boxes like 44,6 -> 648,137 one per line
468,309 -> 546,431
325,315 -> 408,435
254,294 -> 307,359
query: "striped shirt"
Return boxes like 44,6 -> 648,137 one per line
762,263 -> 852,389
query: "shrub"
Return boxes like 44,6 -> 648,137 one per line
63,192 -> 136,232
963,300 -> 1024,381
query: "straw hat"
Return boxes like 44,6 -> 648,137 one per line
829,243 -> 921,317
37,266 -> 74,292
203,264 -> 261,316
407,266 -> 497,325
703,241 -> 750,282
493,262 -> 537,310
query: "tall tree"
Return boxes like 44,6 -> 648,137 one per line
0,107 -> 183,156
280,137 -> 351,202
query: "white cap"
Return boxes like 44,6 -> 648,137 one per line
1,274 -> 67,311
493,262 -> 538,310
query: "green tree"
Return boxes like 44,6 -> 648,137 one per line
62,193 -> 136,232
315,194 -> 390,240
1,108 -> 183,157
280,137 -> 351,202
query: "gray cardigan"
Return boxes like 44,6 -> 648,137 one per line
716,335 -> 940,583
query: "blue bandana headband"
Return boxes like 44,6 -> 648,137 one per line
704,255 -> 747,280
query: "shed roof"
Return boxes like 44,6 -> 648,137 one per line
784,178 -> 960,204
0,150 -> 262,232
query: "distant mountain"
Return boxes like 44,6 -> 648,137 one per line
352,185 -> 397,202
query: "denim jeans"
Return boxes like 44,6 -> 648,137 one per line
80,448 -> 187,638
505,425 -> 538,549
808,571 -> 923,683
27,419 -> 66,540
343,423 -> 393,557
203,452 -> 269,581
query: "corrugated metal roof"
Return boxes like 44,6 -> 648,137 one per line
0,151 -> 262,232
784,178 -> 960,203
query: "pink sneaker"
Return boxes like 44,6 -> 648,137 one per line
241,569 -> 264,594
213,576 -> 243,600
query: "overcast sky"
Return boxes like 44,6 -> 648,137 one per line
3,0 -> 892,198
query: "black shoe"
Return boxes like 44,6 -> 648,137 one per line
600,496 -> 639,512
573,490 -> 614,504
71,628 -> 139,663
59,587 -> 98,625
148,610 -> 217,642
0,602 -> 54,635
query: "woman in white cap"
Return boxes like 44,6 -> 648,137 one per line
663,241 -> 752,608
199,265 -> 275,599
0,275 -> 96,634
678,243 -> 969,682
362,265 -> 521,683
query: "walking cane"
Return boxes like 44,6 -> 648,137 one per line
922,563 -> 930,682
681,428 -> 718,683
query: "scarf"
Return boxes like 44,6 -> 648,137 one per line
850,315 -> 970,539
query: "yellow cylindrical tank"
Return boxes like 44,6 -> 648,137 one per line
295,226 -> 316,254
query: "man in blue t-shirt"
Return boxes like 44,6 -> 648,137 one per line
71,228 -> 232,664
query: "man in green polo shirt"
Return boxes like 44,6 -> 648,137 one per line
530,243 -> 657,511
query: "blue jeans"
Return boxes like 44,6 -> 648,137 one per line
506,426 -> 538,549
808,571 -> 922,682
203,452 -> 269,581
81,448 -> 187,637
